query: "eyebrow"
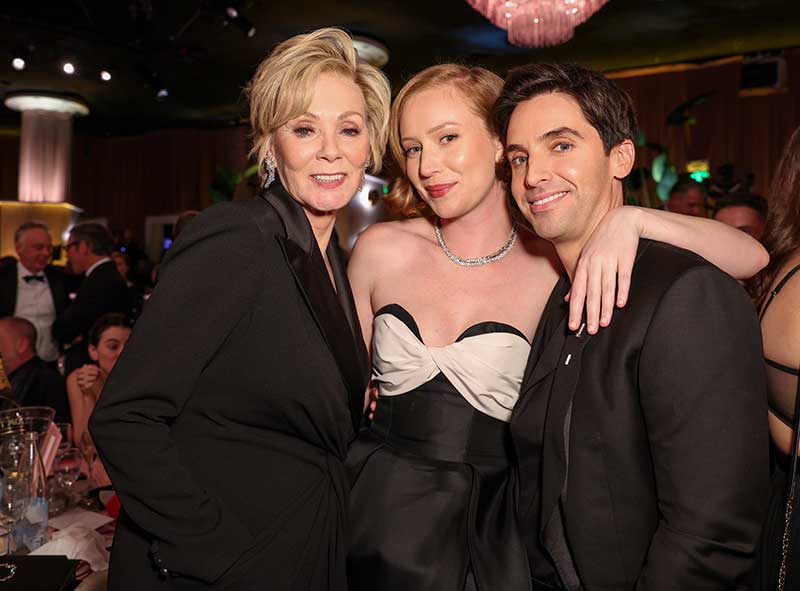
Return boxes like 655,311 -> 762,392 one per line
541,126 -> 583,141
401,121 -> 460,143
297,111 -> 365,121
504,127 -> 585,155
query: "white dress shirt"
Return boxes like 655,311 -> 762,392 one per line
86,257 -> 112,277
13,263 -> 58,362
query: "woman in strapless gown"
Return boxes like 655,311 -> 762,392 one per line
346,64 -> 769,591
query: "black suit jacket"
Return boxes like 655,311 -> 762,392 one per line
0,263 -> 69,318
8,356 -> 70,422
512,241 -> 769,590
51,260 -> 128,345
89,185 -> 369,590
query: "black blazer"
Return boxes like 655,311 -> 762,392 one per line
0,263 -> 69,318
512,241 -> 769,590
8,356 -> 70,422
51,260 -> 128,345
89,185 -> 369,591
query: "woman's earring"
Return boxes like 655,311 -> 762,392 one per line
357,160 -> 370,194
262,155 -> 276,189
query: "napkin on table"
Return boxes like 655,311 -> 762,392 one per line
30,524 -> 110,571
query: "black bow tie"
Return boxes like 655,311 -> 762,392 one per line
23,275 -> 45,283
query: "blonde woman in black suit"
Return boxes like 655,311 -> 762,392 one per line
90,28 -> 389,591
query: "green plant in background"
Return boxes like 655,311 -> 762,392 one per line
209,163 -> 259,202
624,92 -> 714,208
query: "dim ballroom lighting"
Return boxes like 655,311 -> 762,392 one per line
4,93 -> 89,116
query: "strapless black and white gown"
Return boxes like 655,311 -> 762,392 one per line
347,304 -> 532,591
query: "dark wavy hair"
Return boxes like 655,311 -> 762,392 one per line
748,125 -> 800,306
491,62 -> 637,155
89,313 -> 132,347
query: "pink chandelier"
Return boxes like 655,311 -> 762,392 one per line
466,0 -> 609,47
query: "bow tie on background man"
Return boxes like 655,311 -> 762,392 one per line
23,275 -> 45,283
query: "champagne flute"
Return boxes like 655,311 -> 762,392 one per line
78,432 -> 98,508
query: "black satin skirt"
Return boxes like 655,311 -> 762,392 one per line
346,378 -> 531,591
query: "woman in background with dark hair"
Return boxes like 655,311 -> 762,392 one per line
67,313 -> 132,447
751,125 -> 800,590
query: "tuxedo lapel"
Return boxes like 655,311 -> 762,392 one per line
44,267 -> 68,314
539,323 -> 593,591
518,274 -> 570,404
264,186 -> 369,432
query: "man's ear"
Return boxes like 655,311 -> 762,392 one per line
16,336 -> 31,356
611,139 -> 635,180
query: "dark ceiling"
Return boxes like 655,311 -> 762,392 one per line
1,0 -> 799,134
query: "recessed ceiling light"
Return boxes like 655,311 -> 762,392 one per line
62,62 -> 75,75
100,70 -> 111,81
12,58 -> 25,71
157,88 -> 169,99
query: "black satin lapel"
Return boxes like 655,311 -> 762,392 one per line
276,235 -> 368,430
539,327 -> 593,591
327,234 -> 370,428
520,274 -> 571,396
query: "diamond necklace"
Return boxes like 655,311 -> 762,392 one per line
433,217 -> 517,267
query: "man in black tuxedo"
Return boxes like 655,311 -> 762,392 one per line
0,317 -> 69,421
494,63 -> 769,589
53,223 -> 128,374
0,222 -> 69,365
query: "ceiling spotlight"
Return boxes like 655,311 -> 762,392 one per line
100,70 -> 111,81
12,57 -> 25,71
156,88 -> 169,99
62,62 -> 75,75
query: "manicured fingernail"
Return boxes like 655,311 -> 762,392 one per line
589,322 -> 598,333
569,322 -> 578,330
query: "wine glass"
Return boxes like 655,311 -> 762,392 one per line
53,447 -> 81,507
0,471 -> 31,555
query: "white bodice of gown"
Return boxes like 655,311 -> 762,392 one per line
371,306 -> 531,423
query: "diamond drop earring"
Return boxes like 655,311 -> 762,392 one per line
262,155 -> 276,189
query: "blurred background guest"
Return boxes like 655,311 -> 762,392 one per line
713,192 -> 768,239
666,175 -> 708,217
67,313 -> 132,447
53,222 -> 128,374
0,222 -> 68,366
0,316 -> 69,421
111,250 -> 146,320
750,124 -> 800,590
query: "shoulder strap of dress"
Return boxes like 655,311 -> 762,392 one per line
760,263 -> 800,320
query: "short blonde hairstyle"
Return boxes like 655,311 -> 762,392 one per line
246,28 -> 391,180
387,64 -> 504,216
